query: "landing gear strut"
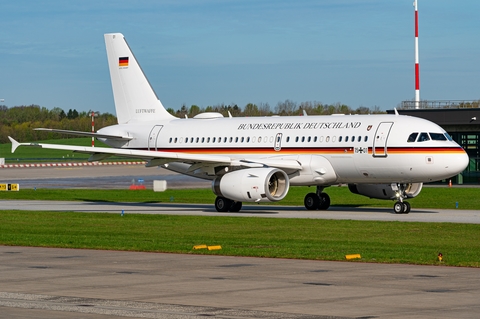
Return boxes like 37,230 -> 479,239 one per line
304,186 -> 330,210
214,196 -> 242,212
392,184 -> 411,214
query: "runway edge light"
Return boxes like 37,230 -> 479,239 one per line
345,254 -> 361,260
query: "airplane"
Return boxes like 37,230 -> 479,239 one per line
9,33 -> 469,214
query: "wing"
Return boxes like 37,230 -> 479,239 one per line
8,137 -> 302,177
33,128 -> 133,141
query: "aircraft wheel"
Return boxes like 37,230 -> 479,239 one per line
393,201 -> 404,214
229,201 -> 242,212
402,202 -> 411,214
304,193 -> 320,210
215,196 -> 232,212
318,193 -> 331,210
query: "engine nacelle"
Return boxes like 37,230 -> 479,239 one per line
212,168 -> 289,203
348,183 -> 423,200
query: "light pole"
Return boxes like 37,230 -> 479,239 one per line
91,111 -> 99,147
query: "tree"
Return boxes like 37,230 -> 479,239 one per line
244,103 -> 259,117
189,105 -> 200,117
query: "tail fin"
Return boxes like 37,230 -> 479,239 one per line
104,33 -> 175,124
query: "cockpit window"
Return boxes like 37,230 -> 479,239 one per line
430,133 -> 447,141
444,133 -> 453,141
417,132 -> 430,142
407,133 -> 418,143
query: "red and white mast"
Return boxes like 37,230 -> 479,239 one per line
414,0 -> 420,109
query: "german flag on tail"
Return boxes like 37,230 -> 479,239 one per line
119,57 -> 129,67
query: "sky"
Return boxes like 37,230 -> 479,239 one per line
1,0 -> 479,114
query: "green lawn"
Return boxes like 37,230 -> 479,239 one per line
1,211 -> 478,267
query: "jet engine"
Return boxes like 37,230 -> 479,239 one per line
212,168 -> 289,202
348,183 -> 423,200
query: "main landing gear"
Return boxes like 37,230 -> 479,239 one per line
215,196 -> 242,212
304,186 -> 331,210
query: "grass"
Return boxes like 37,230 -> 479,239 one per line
0,211 -> 478,267
1,186 -> 479,210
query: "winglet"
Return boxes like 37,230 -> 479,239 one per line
8,136 -> 20,153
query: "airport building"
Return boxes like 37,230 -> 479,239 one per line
388,101 -> 480,185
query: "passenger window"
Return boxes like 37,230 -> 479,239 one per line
308,136 -> 311,142
196,137 -> 199,143
417,132 -> 430,142
235,137 -> 238,143
358,136 -> 361,142
430,133 -> 447,141
345,136 -> 349,142
247,137 -> 250,143
364,136 -> 368,142
229,137 -> 233,143
339,136 -> 343,142
407,133 -> 418,143
314,136 -> 317,142
351,136 -> 355,142
301,136 -> 305,142
326,136 -> 330,142
212,137 -> 216,143
286,136 -> 290,142
295,136 -> 299,142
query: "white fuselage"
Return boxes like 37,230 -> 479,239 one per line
98,113 -> 468,186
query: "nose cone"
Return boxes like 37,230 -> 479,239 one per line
447,149 -> 469,176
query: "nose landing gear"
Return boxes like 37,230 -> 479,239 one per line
392,183 -> 411,214
393,200 -> 411,214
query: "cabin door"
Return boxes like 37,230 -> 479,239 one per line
372,122 -> 393,157
274,133 -> 283,151
148,125 -> 163,151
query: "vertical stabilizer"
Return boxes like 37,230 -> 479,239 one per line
104,33 -> 175,124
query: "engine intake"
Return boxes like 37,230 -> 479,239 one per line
212,168 -> 289,202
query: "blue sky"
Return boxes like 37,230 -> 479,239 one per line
1,0 -> 479,114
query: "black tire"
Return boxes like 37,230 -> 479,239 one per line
229,201 -> 242,212
393,201 -> 404,214
402,202 -> 411,214
318,193 -> 331,210
304,193 -> 320,210
215,196 -> 232,212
